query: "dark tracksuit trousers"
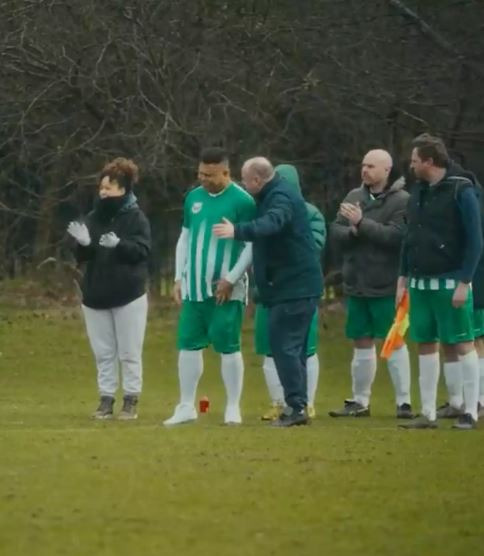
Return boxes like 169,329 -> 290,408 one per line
268,297 -> 319,412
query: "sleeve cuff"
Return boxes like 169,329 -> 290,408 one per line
233,224 -> 244,240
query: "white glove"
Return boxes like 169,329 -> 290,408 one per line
99,232 -> 120,249
67,221 -> 91,246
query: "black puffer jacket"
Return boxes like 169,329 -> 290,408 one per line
75,195 -> 151,309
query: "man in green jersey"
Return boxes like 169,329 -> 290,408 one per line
164,148 -> 256,426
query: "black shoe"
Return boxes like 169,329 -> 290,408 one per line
271,408 -> 309,427
452,413 -> 477,430
399,415 -> 437,429
118,395 -> 138,420
328,399 -> 370,418
92,396 -> 114,420
436,402 -> 464,419
396,403 -> 415,419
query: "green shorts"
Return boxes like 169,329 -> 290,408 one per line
177,299 -> 244,354
254,304 -> 319,356
473,308 -> 484,339
345,296 -> 396,340
409,287 -> 474,344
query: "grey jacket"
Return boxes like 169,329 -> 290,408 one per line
331,177 -> 409,297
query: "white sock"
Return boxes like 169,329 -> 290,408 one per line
419,352 -> 440,421
221,352 -> 244,408
479,358 -> 484,406
307,354 -> 320,407
459,350 -> 479,421
351,347 -> 377,408
178,350 -> 203,407
387,345 -> 411,406
442,361 -> 463,409
262,356 -> 284,405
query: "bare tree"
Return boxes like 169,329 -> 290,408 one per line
0,0 -> 483,286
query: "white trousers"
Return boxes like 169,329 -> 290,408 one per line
82,294 -> 148,397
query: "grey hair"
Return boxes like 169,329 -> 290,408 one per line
242,157 -> 275,182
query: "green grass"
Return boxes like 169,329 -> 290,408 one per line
1,308 -> 483,556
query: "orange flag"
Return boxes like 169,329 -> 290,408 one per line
380,290 -> 409,359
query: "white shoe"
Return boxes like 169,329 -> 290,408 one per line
224,405 -> 242,425
163,403 -> 197,426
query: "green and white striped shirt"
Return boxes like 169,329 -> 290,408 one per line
408,277 -> 460,290
181,183 -> 256,302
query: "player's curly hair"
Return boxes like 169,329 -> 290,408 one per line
100,157 -> 139,191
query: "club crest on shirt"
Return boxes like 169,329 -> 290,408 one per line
192,202 -> 203,214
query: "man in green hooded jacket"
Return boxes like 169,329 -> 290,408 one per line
253,164 -> 326,420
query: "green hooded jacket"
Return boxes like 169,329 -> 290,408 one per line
275,164 -> 326,253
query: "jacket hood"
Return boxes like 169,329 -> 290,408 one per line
447,160 -> 481,188
362,176 -> 405,195
388,176 -> 406,193
275,164 -> 301,193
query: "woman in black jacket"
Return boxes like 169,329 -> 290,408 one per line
67,158 -> 151,420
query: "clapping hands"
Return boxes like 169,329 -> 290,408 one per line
68,221 -> 120,249
339,202 -> 362,226
99,232 -> 120,248
67,222 -> 91,246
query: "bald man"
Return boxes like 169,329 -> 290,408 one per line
329,149 -> 414,419
214,157 -> 323,427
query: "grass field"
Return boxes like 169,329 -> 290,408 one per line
1,307 -> 484,556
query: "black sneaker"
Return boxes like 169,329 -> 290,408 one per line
92,396 -> 114,420
328,399 -> 370,418
399,415 -> 437,429
452,413 -> 477,430
271,407 -> 309,427
118,395 -> 138,420
436,402 -> 464,419
396,403 -> 415,419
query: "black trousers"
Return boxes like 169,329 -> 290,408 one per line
268,297 -> 319,412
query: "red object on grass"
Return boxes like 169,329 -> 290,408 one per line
199,396 -> 210,413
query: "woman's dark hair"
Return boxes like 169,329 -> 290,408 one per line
100,157 -> 139,191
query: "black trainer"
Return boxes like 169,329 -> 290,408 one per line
399,415 -> 437,429
396,403 -> 415,419
436,402 -> 463,419
92,396 -> 114,420
452,413 -> 477,430
118,395 -> 138,420
328,399 -> 370,418
271,407 -> 309,427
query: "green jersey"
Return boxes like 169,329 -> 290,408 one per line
181,183 -> 256,302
